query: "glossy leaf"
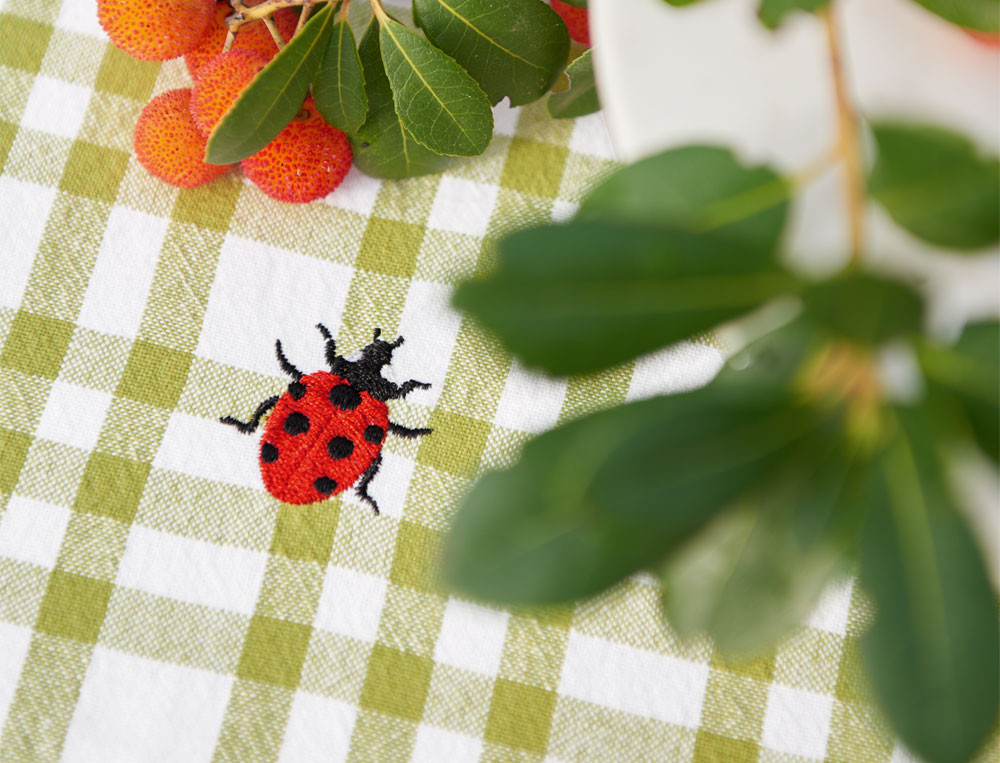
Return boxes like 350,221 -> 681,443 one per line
349,20 -> 452,179
444,384 -> 826,605
375,11 -> 493,156
453,221 -> 798,375
548,48 -> 600,119
314,16 -> 368,133
577,146 -> 790,252
859,407 -> 999,763
869,123 -> 1000,250
802,272 -> 924,346
910,0 -> 999,33
206,4 -> 335,164
758,0 -> 830,29
414,0 -> 569,107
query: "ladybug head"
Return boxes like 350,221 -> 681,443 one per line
359,328 -> 404,371
322,326 -> 404,399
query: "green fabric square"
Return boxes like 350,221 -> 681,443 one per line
693,730 -> 760,763
389,521 -> 442,593
0,13 -> 52,73
500,138 -> 569,198
236,615 -> 313,689
356,217 -> 424,278
73,452 -> 150,524
699,671 -> 768,744
59,141 -> 129,203
94,45 -> 159,101
485,679 -> 556,754
359,644 -> 433,722
116,340 -> 192,410
172,176 -> 242,232
0,311 -> 73,379
711,650 -> 775,683
0,428 -> 31,493
35,570 -> 112,643
416,409 -> 491,477
270,502 -> 339,565
835,639 -> 873,705
0,120 -> 16,172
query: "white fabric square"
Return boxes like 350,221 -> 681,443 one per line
116,525 -> 267,615
78,207 -> 168,337
35,381 -> 112,452
433,599 -> 509,677
62,648 -> 233,763
21,76 -> 91,140
56,0 -> 106,38
0,623 -> 31,730
279,692 -> 357,763
324,165 -> 382,215
551,199 -> 579,222
805,578 -> 854,635
569,112 -> 616,160
0,177 -> 56,311
394,280 -> 464,408
0,496 -> 71,570
412,725 -> 482,763
315,565 -> 387,642
197,236 -> 352,378
559,632 -> 709,728
426,177 -> 499,238
492,101 -> 521,136
155,411 -> 263,491
341,450 -> 414,519
626,341 -> 725,402
494,361 -> 568,434
761,684 -> 834,760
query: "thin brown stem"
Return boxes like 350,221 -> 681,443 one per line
295,1 -> 316,35
263,15 -> 286,49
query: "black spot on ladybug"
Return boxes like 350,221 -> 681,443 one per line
314,476 -> 337,494
284,411 -> 310,435
261,443 -> 278,463
328,436 -> 354,460
288,381 -> 306,400
329,384 -> 361,410
364,425 -> 385,444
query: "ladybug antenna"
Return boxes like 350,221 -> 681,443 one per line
316,323 -> 338,368
372,327 -> 381,341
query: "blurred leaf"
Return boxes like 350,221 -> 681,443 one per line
802,272 -> 925,346
548,48 -> 600,119
559,0 -> 587,6
444,384 -> 828,605
376,11 -> 493,155
414,0 -> 569,107
860,407 -> 999,763
758,0 -> 830,29
577,146 -> 790,251
206,4 -> 335,164
869,123 -> 1000,250
453,221 -> 799,376
910,0 -> 999,33
349,20 -> 452,179
314,16 -> 368,133
919,320 -> 999,463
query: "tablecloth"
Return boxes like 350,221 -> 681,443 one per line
0,0 -> 949,760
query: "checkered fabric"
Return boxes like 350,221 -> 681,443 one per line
1,1 -> 990,761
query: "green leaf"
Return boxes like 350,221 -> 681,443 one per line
453,221 -> 799,376
577,146 -> 790,252
348,20 -> 452,179
559,0 -> 587,6
314,15 -> 368,133
859,407 -> 999,763
374,9 -> 493,156
869,123 -> 1000,250
801,272 -> 925,346
548,48 -> 600,119
414,0 -> 569,107
919,320 -> 999,463
909,0 -> 999,33
758,0 -> 830,29
443,384 -> 827,605
206,3 -> 336,165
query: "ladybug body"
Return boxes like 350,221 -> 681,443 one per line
221,326 -> 431,514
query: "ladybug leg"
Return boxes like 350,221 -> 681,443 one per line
315,323 -> 338,368
220,395 -> 280,434
275,340 -> 303,380
386,379 -> 432,400
355,454 -> 382,516
388,422 -> 433,439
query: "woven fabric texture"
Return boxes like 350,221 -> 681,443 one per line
0,1 -> 958,761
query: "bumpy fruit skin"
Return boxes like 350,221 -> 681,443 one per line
134,89 -> 232,188
241,99 -> 352,204
190,50 -> 269,136
551,0 -> 590,47
98,0 -> 215,61
185,1 -> 299,79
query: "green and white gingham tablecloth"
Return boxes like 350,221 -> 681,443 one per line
0,1 -> 955,760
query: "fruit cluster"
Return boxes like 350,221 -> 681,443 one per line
99,0 -> 352,203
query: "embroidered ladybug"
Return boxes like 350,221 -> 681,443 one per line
220,325 -> 431,514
